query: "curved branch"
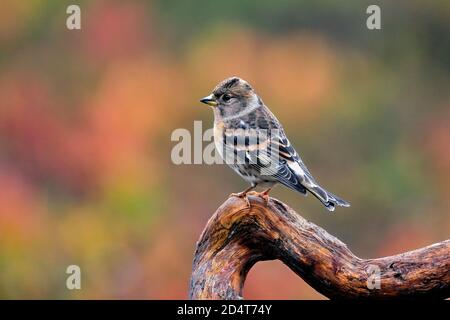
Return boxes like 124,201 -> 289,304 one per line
189,194 -> 450,299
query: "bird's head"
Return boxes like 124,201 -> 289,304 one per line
200,77 -> 260,120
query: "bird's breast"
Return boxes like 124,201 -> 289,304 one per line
213,121 -> 225,158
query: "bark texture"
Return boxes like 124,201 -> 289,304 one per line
189,194 -> 450,299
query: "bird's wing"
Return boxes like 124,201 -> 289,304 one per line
266,130 -> 313,193
271,131 -> 350,210
220,125 -> 308,194
221,107 -> 350,211
256,106 -> 317,184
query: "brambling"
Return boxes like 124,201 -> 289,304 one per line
200,77 -> 349,211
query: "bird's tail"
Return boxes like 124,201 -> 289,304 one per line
306,184 -> 350,212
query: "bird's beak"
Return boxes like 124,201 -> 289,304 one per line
200,94 -> 218,107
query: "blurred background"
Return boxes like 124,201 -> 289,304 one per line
0,0 -> 449,299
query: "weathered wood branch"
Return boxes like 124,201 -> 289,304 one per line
189,194 -> 450,299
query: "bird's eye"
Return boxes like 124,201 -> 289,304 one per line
222,94 -> 231,102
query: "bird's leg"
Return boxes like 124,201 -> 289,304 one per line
257,187 -> 273,206
230,184 -> 256,207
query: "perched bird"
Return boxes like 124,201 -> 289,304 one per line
200,77 -> 350,211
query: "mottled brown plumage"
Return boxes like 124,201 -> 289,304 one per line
200,77 -> 349,211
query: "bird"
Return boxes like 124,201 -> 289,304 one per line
200,76 -> 350,211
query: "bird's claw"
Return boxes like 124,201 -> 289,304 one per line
258,193 -> 270,206
255,188 -> 272,206
229,191 -> 251,207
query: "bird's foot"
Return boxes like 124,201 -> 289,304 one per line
229,190 -> 253,208
255,188 -> 272,206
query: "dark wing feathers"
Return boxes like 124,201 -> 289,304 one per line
270,132 -> 350,211
271,161 -> 308,194
222,104 -> 350,211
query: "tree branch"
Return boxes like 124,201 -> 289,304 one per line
189,194 -> 450,299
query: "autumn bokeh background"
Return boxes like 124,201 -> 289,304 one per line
1,0 -> 449,299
